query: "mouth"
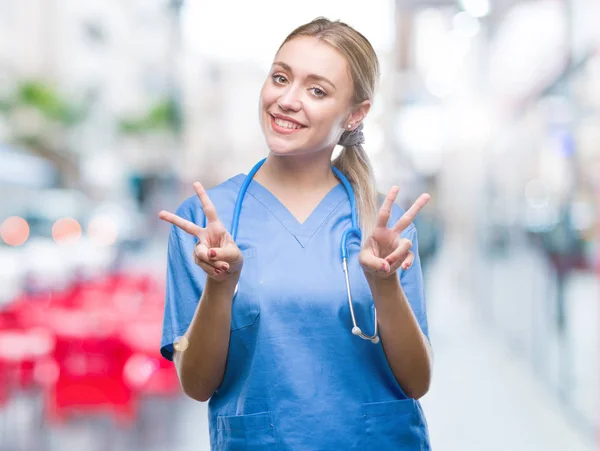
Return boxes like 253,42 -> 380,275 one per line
269,114 -> 307,135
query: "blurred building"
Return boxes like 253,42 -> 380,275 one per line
0,0 -> 183,200
392,0 -> 600,439
180,59 -> 267,186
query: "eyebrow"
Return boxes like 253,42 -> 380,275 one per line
273,61 -> 336,90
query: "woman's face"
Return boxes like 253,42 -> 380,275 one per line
259,36 -> 366,156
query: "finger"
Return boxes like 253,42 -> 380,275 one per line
195,254 -> 230,272
400,251 -> 415,271
376,186 -> 400,229
384,239 -> 412,267
359,250 -> 390,274
391,193 -> 431,234
158,210 -> 203,237
193,182 -> 219,224
195,244 -> 230,271
195,258 -> 226,279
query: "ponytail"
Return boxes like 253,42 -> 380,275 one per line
332,140 -> 378,241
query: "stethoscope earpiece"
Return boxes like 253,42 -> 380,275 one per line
351,325 -> 380,344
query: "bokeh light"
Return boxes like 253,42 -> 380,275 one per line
0,216 -> 30,246
87,215 -> 119,247
51,218 -> 82,244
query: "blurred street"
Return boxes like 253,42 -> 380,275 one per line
422,236 -> 595,451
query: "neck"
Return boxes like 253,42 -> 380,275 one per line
255,152 -> 339,192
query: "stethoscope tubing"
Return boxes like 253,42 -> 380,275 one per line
230,158 -> 379,344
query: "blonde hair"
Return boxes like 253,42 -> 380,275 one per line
279,17 -> 380,238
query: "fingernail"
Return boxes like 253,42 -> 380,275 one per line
381,263 -> 388,272
221,264 -> 229,271
215,269 -> 221,275
209,249 -> 216,258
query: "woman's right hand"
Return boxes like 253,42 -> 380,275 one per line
158,181 -> 243,282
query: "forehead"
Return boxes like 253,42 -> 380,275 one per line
274,36 -> 352,86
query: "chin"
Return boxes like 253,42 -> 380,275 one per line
262,130 -> 301,157
265,139 -> 299,156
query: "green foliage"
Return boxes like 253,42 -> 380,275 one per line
16,134 -> 43,149
0,80 -> 86,125
119,97 -> 181,135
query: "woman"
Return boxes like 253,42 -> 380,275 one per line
159,17 -> 433,450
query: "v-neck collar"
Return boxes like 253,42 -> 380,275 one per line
230,173 -> 347,248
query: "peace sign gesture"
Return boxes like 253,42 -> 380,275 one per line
359,187 -> 431,278
158,182 -> 243,281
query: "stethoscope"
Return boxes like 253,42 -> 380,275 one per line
230,158 -> 380,344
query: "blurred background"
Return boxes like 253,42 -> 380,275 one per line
0,0 -> 598,449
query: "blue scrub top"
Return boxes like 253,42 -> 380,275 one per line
161,173 -> 431,450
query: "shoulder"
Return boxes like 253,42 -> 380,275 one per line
174,175 -> 244,223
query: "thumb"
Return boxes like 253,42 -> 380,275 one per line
194,242 -> 210,261
208,242 -> 242,264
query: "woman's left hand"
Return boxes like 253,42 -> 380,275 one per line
359,187 -> 431,278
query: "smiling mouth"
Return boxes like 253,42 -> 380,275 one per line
270,115 -> 306,133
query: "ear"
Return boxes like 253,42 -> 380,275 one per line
347,99 -> 371,128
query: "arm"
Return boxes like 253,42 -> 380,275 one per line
359,188 -> 433,399
365,271 -> 432,399
159,181 -> 244,402
173,272 -> 239,402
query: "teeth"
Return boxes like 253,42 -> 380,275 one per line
274,118 -> 302,129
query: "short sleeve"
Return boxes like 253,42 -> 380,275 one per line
389,204 -> 430,342
160,202 -> 207,361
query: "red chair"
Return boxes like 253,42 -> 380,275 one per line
0,325 -> 56,391
0,268 -> 170,431
43,309 -> 136,427
30,270 -> 169,426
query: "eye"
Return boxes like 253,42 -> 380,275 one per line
272,73 -> 288,84
309,87 -> 327,98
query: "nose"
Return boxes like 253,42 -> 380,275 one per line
277,86 -> 302,112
